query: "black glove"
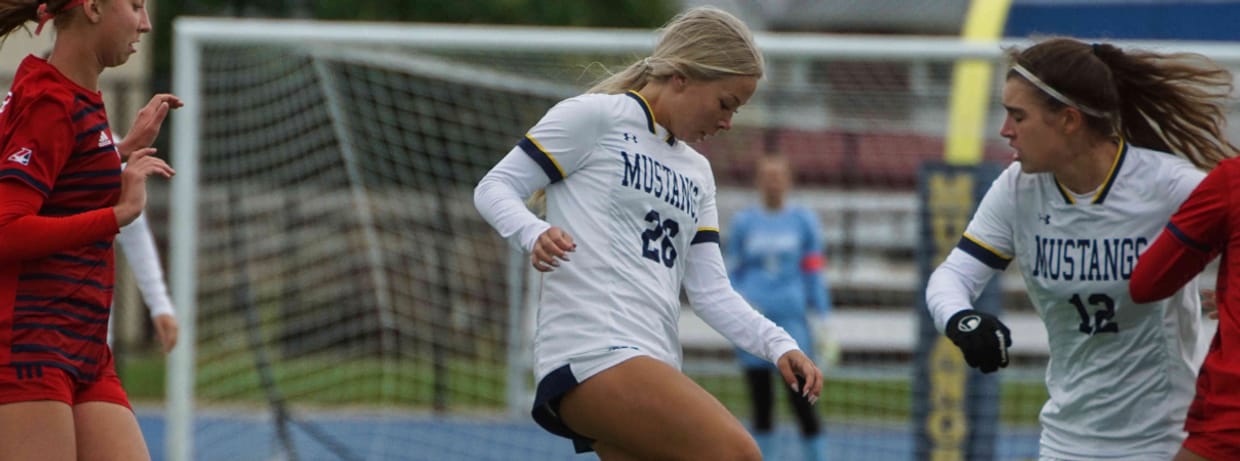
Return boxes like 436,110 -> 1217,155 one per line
945,309 -> 1012,373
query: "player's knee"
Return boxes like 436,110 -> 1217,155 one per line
736,442 -> 764,461
724,438 -> 763,461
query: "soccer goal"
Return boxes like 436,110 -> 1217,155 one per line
169,18 -> 1240,461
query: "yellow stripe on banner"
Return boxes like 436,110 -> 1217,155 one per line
944,0 -> 1014,165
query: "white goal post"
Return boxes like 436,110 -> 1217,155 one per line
170,17 -> 1240,461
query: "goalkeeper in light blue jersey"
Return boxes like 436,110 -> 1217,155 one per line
726,154 -> 831,461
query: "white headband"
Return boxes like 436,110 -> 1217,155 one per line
1011,64 -> 1107,118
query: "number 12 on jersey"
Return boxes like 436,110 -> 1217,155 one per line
641,209 -> 679,268
1070,293 -> 1119,335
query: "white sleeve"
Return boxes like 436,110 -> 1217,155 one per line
926,248 -> 1001,333
473,148 -> 553,252
116,213 -> 175,318
474,94 -> 608,252
519,94 -> 608,179
682,170 -> 798,364
684,242 -> 800,364
924,166 -> 1018,333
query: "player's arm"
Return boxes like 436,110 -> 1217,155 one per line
684,238 -> 821,402
928,247 -> 1012,373
474,147 -> 554,253
925,169 -> 1017,373
1129,231 -> 1216,303
116,209 -> 178,353
1130,163 -> 1229,303
800,209 -> 831,316
0,181 -> 118,261
117,214 -> 174,318
926,170 -> 1015,328
686,238 -> 798,362
116,162 -> 176,319
474,96 -> 604,262
685,175 -> 821,400
927,247 -> 1005,329
686,173 -> 796,362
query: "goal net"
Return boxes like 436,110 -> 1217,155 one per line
168,18 -> 1240,461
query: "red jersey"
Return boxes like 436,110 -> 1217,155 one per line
1131,156 -> 1240,433
0,56 -> 122,381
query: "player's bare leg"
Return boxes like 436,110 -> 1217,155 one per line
592,443 -> 647,461
74,401 -> 151,461
0,400 -> 76,460
1174,447 -> 1213,461
558,356 -> 761,461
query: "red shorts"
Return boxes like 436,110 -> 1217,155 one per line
0,349 -> 130,409
1184,429 -> 1240,461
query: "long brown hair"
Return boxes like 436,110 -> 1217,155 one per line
0,0 -> 84,39
1006,37 -> 1237,169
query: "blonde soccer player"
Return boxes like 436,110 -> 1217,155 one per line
474,7 -> 822,460
925,38 -> 1235,460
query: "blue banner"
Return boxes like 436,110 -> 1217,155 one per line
913,162 -> 1004,461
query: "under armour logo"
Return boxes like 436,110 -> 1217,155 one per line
1038,214 -> 1051,225
622,133 -> 638,143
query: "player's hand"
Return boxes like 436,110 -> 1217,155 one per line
1201,288 -> 1219,320
528,225 -> 575,270
776,349 -> 823,405
945,309 -> 1011,373
119,94 -> 182,160
530,226 -> 575,272
114,148 -> 175,227
153,313 -> 179,354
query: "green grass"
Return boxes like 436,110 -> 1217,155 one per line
119,354 -> 1047,427
697,375 -> 1046,426
121,353 -> 510,408
117,352 -> 167,402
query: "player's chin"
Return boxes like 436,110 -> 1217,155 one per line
1017,160 -> 1047,174
105,53 -> 134,68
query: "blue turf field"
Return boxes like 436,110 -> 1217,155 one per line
136,408 -> 1041,461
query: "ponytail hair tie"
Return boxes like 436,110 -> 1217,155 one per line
35,0 -> 85,36
35,3 -> 52,35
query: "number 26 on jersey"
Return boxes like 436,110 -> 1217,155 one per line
640,209 -> 679,268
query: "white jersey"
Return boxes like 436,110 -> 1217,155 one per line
481,92 -> 795,381
958,144 -> 1203,459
